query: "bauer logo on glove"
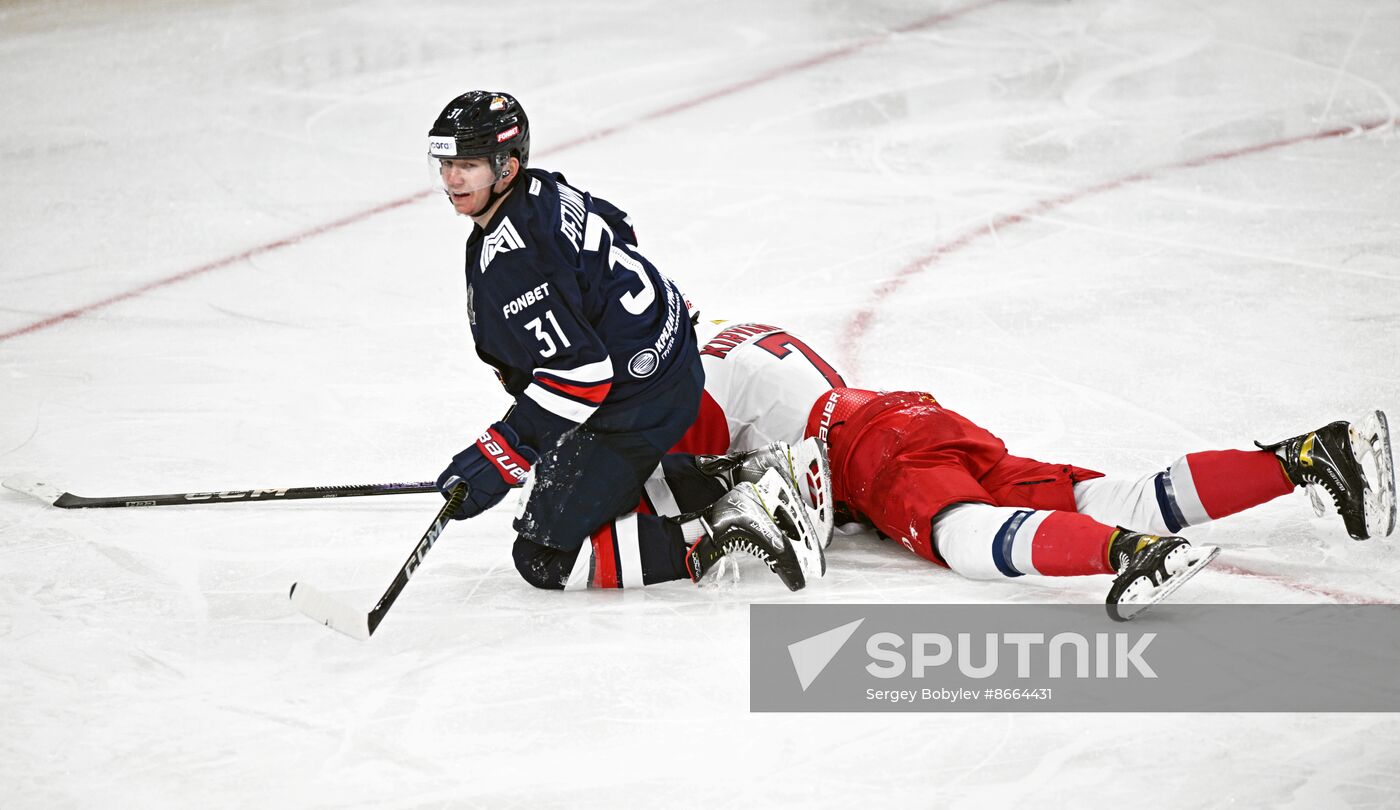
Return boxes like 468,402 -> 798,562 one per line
436,422 -> 538,520
478,427 -> 532,484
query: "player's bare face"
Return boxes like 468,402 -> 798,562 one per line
439,158 -> 500,217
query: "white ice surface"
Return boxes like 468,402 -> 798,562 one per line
2,0 -> 1399,807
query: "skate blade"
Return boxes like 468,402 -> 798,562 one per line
1352,410 -> 1397,539
1107,545 -> 1220,622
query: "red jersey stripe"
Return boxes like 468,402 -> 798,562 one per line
535,373 -> 613,404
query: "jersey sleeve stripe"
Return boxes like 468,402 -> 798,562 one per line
535,375 -> 612,404
524,382 -> 601,423
535,357 -> 614,384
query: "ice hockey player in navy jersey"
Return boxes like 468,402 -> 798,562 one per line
427,91 -> 822,592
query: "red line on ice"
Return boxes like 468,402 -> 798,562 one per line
836,116 -> 1394,605
0,0 -> 1003,344
839,119 -> 1392,371
0,195 -> 425,343
1212,562 -> 1392,605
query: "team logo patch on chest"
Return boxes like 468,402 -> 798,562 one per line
480,217 -> 525,273
465,282 -> 476,326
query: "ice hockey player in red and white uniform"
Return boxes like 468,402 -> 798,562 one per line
671,319 -> 847,454
639,318 -> 1397,619
562,319 -> 839,590
809,387 -> 1395,618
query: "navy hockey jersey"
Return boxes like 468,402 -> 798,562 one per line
461,169 -> 699,452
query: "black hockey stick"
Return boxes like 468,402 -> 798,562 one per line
289,483 -> 466,640
2,473 -> 435,509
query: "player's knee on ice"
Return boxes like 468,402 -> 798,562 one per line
512,538 -> 570,590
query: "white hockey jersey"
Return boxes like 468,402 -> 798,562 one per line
671,320 -> 847,455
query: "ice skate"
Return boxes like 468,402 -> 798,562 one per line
686,468 -> 824,591
697,438 -> 834,547
1105,529 -> 1219,622
1258,410 -> 1396,540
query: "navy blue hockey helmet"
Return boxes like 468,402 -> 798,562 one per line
428,91 -> 530,178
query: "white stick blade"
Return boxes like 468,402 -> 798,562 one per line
2,474 -> 64,505
289,582 -> 371,640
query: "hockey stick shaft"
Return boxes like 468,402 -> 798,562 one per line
365,483 -> 466,636
290,483 -> 466,639
2,474 -> 435,509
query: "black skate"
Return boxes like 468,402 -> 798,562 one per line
1257,410 -> 1396,540
686,468 -> 822,591
697,438 -> 834,552
1105,529 -> 1219,622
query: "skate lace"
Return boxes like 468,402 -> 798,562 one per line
1298,465 -> 1348,512
1122,538 -> 1185,583
1310,479 -> 1345,512
722,538 -> 779,571
1298,439 -> 1356,509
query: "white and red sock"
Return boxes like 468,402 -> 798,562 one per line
932,504 -> 1115,580
1073,449 -> 1293,535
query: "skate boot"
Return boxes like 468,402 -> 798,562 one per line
697,438 -> 834,548
1105,528 -> 1219,622
1257,411 -> 1396,540
685,468 -> 823,591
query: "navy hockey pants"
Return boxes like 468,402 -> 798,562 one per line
511,362 -> 704,589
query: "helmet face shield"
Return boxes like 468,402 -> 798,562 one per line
428,154 -> 502,196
